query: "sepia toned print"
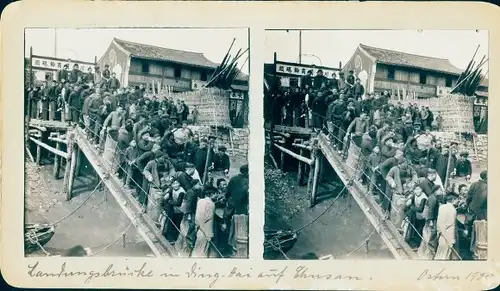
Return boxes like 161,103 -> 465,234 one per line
263,29 -> 488,261
24,27 -> 250,259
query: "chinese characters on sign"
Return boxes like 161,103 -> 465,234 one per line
275,62 -> 340,79
474,96 -> 488,106
31,56 -> 95,73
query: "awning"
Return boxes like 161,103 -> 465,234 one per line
231,84 -> 249,92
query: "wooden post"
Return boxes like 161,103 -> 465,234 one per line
36,142 -> 42,165
75,148 -> 83,177
280,139 -> 285,171
310,150 -> 321,208
307,141 -> 318,208
234,214 -> 249,258
297,148 -> 304,185
53,141 -> 61,179
63,131 -> 76,200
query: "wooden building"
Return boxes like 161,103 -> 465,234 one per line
342,43 -> 464,99
98,38 -> 248,93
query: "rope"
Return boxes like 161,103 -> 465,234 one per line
90,222 -> 134,256
51,179 -> 104,226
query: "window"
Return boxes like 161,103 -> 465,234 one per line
445,76 -> 453,87
141,62 -> 150,73
387,67 -> 395,80
201,71 -> 208,81
419,72 -> 427,84
174,67 -> 182,79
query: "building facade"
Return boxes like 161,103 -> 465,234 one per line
98,38 -> 248,93
342,43 -> 463,99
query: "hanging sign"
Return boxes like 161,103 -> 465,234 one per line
30,56 -> 96,73
275,62 -> 340,78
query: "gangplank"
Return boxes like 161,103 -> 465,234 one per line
73,127 -> 177,257
316,133 -> 416,260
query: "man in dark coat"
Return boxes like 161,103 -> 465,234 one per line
435,145 -> 457,184
223,164 -> 249,223
300,70 -> 313,90
107,72 -> 121,92
313,70 -> 327,90
353,78 -> 365,100
193,138 -> 213,182
212,146 -> 231,173
467,170 -> 487,221
68,64 -> 81,84
67,84 -> 83,124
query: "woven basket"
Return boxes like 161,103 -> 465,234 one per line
159,88 -> 232,128
390,94 -> 476,133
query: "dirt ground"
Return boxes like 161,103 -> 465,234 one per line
264,162 -> 394,260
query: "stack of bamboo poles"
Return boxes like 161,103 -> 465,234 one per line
451,45 -> 488,97
205,38 -> 248,90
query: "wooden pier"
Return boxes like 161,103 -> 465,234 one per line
266,124 -> 416,260
26,121 -> 177,257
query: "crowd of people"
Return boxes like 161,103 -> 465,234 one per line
265,69 -> 487,260
25,63 -> 249,258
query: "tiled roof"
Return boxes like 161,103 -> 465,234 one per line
114,38 -> 219,69
360,43 -> 463,76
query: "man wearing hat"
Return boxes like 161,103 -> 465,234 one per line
143,152 -> 176,218
207,145 -> 231,187
435,145 -> 457,186
300,69 -> 313,90
448,150 -> 472,194
102,64 -> 111,81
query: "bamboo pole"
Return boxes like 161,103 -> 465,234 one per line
273,143 -> 314,165
63,131 -> 75,200
280,136 -> 286,170
53,141 -> 61,179
444,147 -> 453,191
30,137 -> 68,159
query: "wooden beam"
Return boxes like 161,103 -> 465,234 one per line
48,137 -> 68,144
292,143 -> 312,151
63,132 -> 75,200
29,137 -> 69,159
316,133 -> 416,260
73,127 -> 175,257
29,118 -> 69,131
25,147 -> 35,163
273,143 -> 314,166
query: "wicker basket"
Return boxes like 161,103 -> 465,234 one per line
390,94 -> 476,133
159,88 -> 232,128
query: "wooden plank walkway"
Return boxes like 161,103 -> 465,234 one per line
264,123 -> 313,136
29,119 -> 69,131
316,133 -> 416,260
73,127 -> 177,257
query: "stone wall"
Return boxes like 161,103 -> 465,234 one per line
431,131 -> 487,163
188,125 -> 249,160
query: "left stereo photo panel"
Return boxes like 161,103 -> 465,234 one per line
24,27 -> 250,259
